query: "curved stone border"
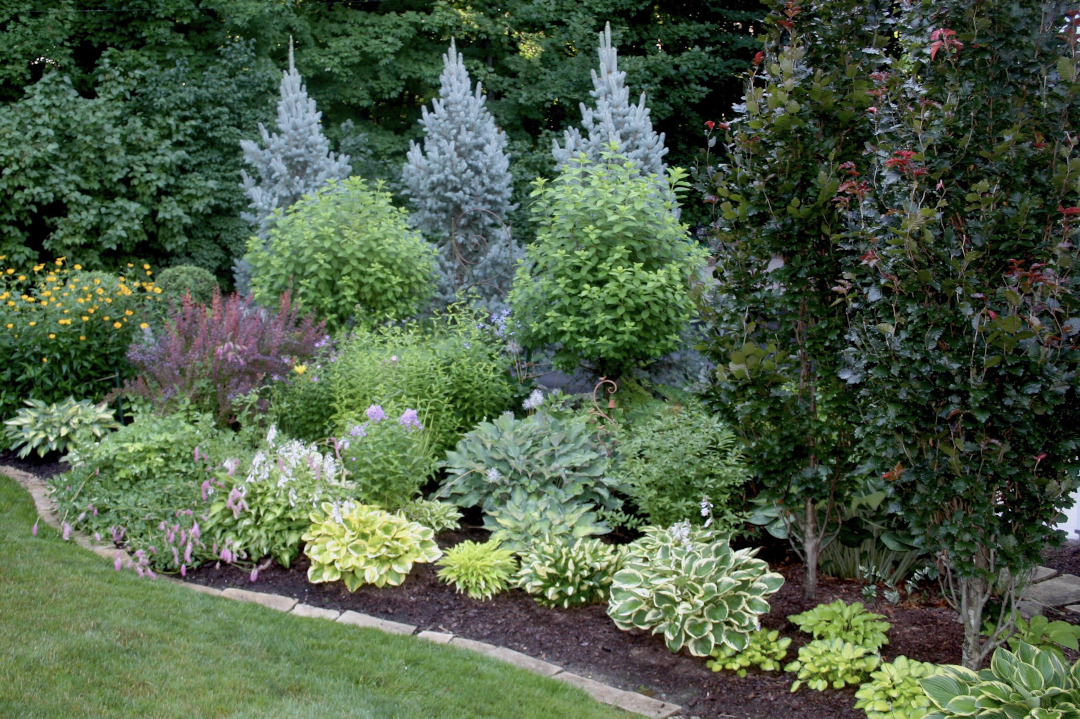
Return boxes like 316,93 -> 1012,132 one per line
1,464 -> 682,719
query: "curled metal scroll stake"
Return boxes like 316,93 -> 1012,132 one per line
588,377 -> 618,454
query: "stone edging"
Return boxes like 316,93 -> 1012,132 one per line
1,464 -> 682,719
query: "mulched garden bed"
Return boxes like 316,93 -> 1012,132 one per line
3,451 -> 968,719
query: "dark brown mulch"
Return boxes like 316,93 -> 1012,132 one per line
1043,539 -> 1080,578
2,452 -> 966,719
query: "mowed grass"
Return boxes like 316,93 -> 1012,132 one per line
0,473 -> 629,719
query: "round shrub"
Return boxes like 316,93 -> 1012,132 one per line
516,533 -> 622,608
155,264 -> 220,306
248,176 -> 437,328
509,151 -> 707,377
612,402 -> 749,530
436,540 -> 517,600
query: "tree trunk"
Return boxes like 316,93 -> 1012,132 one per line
803,497 -> 820,601
958,575 -> 989,670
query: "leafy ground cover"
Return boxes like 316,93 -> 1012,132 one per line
0,470 -> 628,719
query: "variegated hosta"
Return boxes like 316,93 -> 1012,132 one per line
302,502 -> 442,591
607,524 -> 784,657
517,534 -> 623,608
921,641 -> 1080,719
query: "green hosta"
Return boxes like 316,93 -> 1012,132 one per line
516,534 -> 623,609
438,411 -> 619,513
607,523 -> 784,657
789,600 -> 891,652
921,642 -> 1080,719
302,502 -> 441,590
1008,615 -> 1080,661
855,656 -> 943,719
396,498 -> 462,534
3,397 -> 120,458
436,540 -> 517,601
483,486 -> 610,554
785,638 -> 881,693
707,628 -> 791,677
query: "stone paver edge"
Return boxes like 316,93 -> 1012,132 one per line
1,463 -> 681,719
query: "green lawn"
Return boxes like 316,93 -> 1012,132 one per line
0,473 -> 629,719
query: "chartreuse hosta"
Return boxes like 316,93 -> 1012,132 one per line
921,641 -> 1080,719
607,523 -> 784,657
303,502 -> 441,591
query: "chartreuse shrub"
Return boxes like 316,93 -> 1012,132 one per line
611,402 -> 749,530
53,411 -> 252,575
509,150 -> 706,377
248,176 -> 436,329
438,410 -> 619,513
155,264 -> 219,306
788,600 -> 891,652
854,656 -> 942,719
303,502 -> 441,590
126,290 -> 325,427
395,498 -> 462,533
203,426 -> 358,569
920,642 -> 1080,719
484,486 -> 610,554
785,638 -> 881,693
516,534 -> 623,608
0,258 -> 160,433
3,397 -> 119,459
706,628 -> 791,677
335,405 -> 437,511
607,524 -> 784,657
436,540 -> 517,601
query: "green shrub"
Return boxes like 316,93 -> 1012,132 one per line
509,151 -> 706,377
921,642 -> 1080,719
53,411 -> 250,574
311,310 -> 520,452
854,656 -> 942,719
483,486 -> 610,554
516,534 -> 622,608
785,638 -> 881,693
155,264 -> 219,306
788,600 -> 891,652
611,402 -> 749,530
436,540 -> 517,601
607,524 -> 784,657
302,501 -> 442,590
438,411 -> 619,513
1004,614 -> 1080,661
3,397 -> 120,458
706,628 -> 791,677
0,260 -> 159,431
248,177 -> 436,329
395,498 -> 462,534
203,426 -> 358,568
336,405 -> 438,511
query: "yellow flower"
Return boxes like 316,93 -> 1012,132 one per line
113,322 -> 122,329
74,264 -> 82,271
4,323 -> 11,329
28,321 -> 36,327
42,357 -> 47,363
81,316 -> 89,321
6,301 -> 14,307
143,264 -> 150,270
93,278 -> 100,285
153,287 -> 162,294
4,268 -> 12,274
293,364 -> 307,375
139,322 -> 149,330
79,336 -> 85,341
124,309 -> 133,316
16,275 -> 25,281
55,257 -> 65,266
39,301 -> 47,307
48,333 -> 55,339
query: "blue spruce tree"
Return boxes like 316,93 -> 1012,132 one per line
402,39 -> 518,312
235,39 -> 350,293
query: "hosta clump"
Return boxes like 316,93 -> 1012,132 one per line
1006,614 -> 1080,660
789,600 -> 891,652
921,642 -> 1080,719
854,656 -> 942,719
3,397 -> 120,458
484,486 -> 610,554
785,638 -> 881,693
516,534 -> 622,608
204,426 -> 357,568
395,498 -> 462,533
438,410 -> 619,513
607,523 -> 784,657
436,540 -> 517,600
302,502 -> 441,590
706,628 -> 791,677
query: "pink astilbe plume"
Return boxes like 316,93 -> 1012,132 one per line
126,290 -> 326,425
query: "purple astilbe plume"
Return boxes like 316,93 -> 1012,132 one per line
125,289 -> 327,426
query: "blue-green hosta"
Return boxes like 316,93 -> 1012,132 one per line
483,486 -> 610,554
302,502 -> 442,590
854,655 -> 942,719
3,396 -> 120,458
607,523 -> 784,657
516,534 -> 623,608
921,641 -> 1080,719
